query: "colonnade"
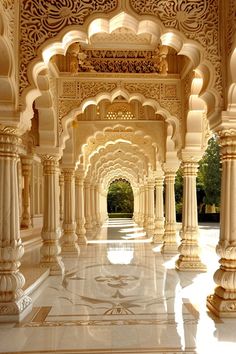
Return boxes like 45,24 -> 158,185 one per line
1,124 -> 236,320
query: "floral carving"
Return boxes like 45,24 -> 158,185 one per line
226,0 -> 236,57
130,0 -> 222,99
19,0 -> 118,94
58,79 -> 181,135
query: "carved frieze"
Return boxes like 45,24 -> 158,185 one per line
58,79 -> 181,134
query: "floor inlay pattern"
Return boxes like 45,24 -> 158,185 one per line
1,220 -> 236,354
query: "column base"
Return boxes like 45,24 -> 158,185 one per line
175,256 -> 206,272
61,243 -> 80,257
0,295 -> 32,322
153,234 -> 164,244
77,234 -> 87,245
161,242 -> 178,254
207,293 -> 236,318
40,257 -> 65,275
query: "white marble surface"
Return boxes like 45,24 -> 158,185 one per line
1,219 -> 235,354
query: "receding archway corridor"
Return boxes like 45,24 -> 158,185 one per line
1,220 -> 236,354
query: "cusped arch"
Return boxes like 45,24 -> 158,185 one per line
80,124 -> 160,172
228,32 -> 236,112
20,10 -> 219,140
0,11 -> 16,114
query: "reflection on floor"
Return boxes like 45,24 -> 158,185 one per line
1,219 -> 236,354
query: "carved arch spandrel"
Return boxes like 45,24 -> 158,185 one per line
20,10 -> 219,137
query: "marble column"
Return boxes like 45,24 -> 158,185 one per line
143,184 -> 149,228
207,129 -> 236,317
61,168 -> 80,255
139,186 -> 145,227
40,155 -> 64,274
133,190 -> 139,223
95,184 -> 101,227
59,172 -> 64,224
147,180 -> 155,238
84,180 -> 92,232
20,157 -> 33,229
90,183 -> 96,228
161,170 -> 178,253
75,172 -> 86,244
153,176 -> 165,244
176,161 -> 206,271
0,125 -> 32,322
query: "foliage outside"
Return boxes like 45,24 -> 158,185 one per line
198,136 -> 221,207
175,136 -> 221,214
107,180 -> 134,214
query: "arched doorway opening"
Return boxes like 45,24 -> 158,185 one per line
107,179 -> 134,218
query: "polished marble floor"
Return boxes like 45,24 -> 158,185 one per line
1,219 -> 236,354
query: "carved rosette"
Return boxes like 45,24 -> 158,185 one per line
207,129 -> 236,316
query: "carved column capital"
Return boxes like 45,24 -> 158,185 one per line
0,125 -> 22,156
181,161 -> 199,176
218,129 -> 236,160
63,168 -> 75,181
41,155 -> 59,175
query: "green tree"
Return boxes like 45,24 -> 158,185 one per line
198,136 -> 221,207
107,180 -> 134,213
175,168 -> 183,215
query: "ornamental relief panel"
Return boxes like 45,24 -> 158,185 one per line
129,0 -> 223,99
19,0 -> 222,101
58,79 -> 181,135
19,0 -> 119,94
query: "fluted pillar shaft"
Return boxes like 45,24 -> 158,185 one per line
61,168 -> 79,255
138,186 -> 144,226
133,190 -> 139,223
84,181 -> 92,231
40,155 -> 64,274
95,184 -> 101,227
162,171 -> 178,253
154,177 -> 165,243
20,157 -> 33,229
143,184 -> 149,228
75,173 -> 86,244
59,173 -> 64,223
0,126 -> 32,322
90,184 -> 96,228
176,162 -> 206,271
147,181 -> 155,237
207,130 -> 236,317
